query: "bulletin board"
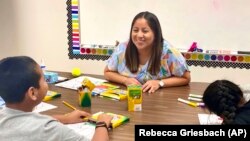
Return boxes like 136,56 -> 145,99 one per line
67,0 -> 250,69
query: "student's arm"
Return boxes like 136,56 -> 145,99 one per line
92,114 -> 113,141
51,110 -> 91,124
104,66 -> 141,86
92,127 -> 109,141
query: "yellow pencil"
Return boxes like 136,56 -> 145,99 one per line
62,101 -> 77,110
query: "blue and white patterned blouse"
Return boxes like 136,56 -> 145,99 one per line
106,40 -> 189,84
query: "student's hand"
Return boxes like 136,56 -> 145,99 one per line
123,77 -> 141,86
64,110 -> 91,124
142,80 -> 160,93
97,113 -> 113,128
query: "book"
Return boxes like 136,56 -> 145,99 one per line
43,90 -> 61,102
90,111 -> 129,128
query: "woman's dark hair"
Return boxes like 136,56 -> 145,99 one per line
203,80 -> 243,124
0,56 -> 41,103
125,11 -> 164,75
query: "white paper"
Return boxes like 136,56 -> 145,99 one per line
0,96 -> 5,108
58,76 -> 68,81
66,122 -> 95,140
198,114 -> 223,125
55,76 -> 107,90
240,84 -> 250,101
33,102 -> 57,113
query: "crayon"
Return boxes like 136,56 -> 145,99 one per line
188,97 -> 202,102
189,94 -> 203,98
178,98 -> 197,107
197,102 -> 205,107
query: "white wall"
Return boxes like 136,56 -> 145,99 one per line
80,0 -> 250,51
0,0 -> 19,57
0,0 -> 105,75
0,0 -> 249,85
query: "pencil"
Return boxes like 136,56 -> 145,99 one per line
62,101 -> 77,110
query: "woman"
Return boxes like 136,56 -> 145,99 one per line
104,11 -> 190,93
203,79 -> 250,124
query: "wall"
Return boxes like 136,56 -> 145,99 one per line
0,0 -> 105,75
80,0 -> 250,51
0,0 -> 249,85
0,0 -> 19,57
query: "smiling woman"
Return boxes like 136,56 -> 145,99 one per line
102,11 -> 191,93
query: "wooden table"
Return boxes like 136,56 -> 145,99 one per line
42,72 -> 209,141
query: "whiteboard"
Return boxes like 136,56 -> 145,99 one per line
79,0 -> 250,52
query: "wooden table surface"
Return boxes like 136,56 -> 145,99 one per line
42,72 -> 210,141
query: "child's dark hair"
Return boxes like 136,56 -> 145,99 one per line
203,80 -> 243,124
0,56 -> 41,103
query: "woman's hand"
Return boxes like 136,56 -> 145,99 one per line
123,77 -> 141,86
142,80 -> 161,93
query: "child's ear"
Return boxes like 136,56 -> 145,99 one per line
27,87 -> 38,101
